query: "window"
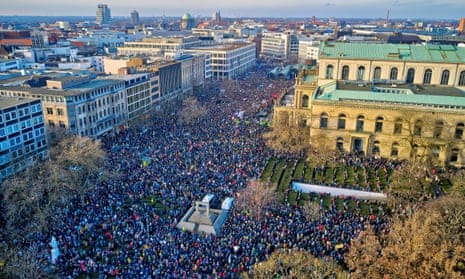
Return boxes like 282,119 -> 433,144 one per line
372,140 -> 380,155
394,119 -> 403,134
356,115 -> 365,132
59,120 -> 66,128
336,137 -> 344,151
46,107 -> 53,115
406,68 -> 415,83
375,116 -> 384,133
390,67 -> 398,80
459,71 -> 465,86
48,120 -> 55,127
455,123 -> 464,139
341,65 -> 349,80
337,114 -> 346,129
302,95 -> 309,108
357,66 -> 365,81
325,65 -> 334,79
57,108 -> 64,116
433,120 -> 444,139
373,67 -> 381,80
423,69 -> 432,85
450,148 -> 459,163
320,113 -> 328,128
440,70 -> 449,85
414,120 -> 423,136
391,142 -> 399,158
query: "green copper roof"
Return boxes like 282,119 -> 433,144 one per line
319,42 -> 465,63
317,88 -> 465,108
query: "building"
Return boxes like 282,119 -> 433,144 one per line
0,74 -> 127,138
181,13 -> 195,30
273,66 -> 465,167
0,96 -> 47,181
459,18 -> 465,34
189,43 -> 256,80
117,36 -> 203,59
261,31 -> 299,62
176,54 -> 206,94
96,4 -> 112,25
318,42 -> 465,86
108,73 -> 154,121
131,10 -> 140,26
298,38 -> 320,64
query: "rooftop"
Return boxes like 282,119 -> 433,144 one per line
0,96 -> 37,110
319,42 -> 465,63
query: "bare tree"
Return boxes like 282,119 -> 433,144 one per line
0,242 -> 50,279
235,179 -> 276,220
347,196 -> 465,279
244,249 -> 349,279
301,201 -> 321,222
263,117 -> 310,155
177,96 -> 207,125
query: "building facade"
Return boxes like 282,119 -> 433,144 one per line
0,96 -> 47,181
274,68 -> 465,167
131,10 -> 140,26
318,42 -> 465,87
190,43 -> 256,80
0,75 -> 127,138
261,31 -> 298,62
96,4 -> 112,25
117,36 -> 203,59
298,39 -> 320,64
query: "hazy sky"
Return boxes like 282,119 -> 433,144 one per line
1,0 -> 464,19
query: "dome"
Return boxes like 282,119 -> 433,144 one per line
182,13 -> 193,20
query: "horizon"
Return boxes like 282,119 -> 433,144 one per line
1,0 -> 464,20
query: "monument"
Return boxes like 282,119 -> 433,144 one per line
177,194 -> 233,235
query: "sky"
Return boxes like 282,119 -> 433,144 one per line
0,0 -> 464,19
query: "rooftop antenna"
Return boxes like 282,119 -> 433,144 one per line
386,10 -> 390,26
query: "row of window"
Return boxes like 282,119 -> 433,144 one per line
0,103 -> 42,123
325,65 -> 465,86
319,113 -> 465,138
0,116 -> 44,137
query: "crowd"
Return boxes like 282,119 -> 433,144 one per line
35,63 -> 390,278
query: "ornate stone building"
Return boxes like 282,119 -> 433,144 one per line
274,43 -> 465,167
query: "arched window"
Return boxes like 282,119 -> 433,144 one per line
391,142 -> 399,158
356,115 -> 365,131
337,114 -> 346,129
450,148 -> 460,163
433,120 -> 444,138
326,65 -> 334,79
406,68 -> 415,83
390,67 -> 398,80
375,116 -> 384,133
302,95 -> 309,108
455,123 -> 464,139
336,137 -> 344,151
357,66 -> 365,81
414,120 -> 423,136
394,118 -> 403,134
320,113 -> 328,128
440,70 -> 450,85
423,69 -> 432,85
373,67 -> 381,80
341,65 -> 349,80
372,140 -> 381,155
459,71 -> 465,86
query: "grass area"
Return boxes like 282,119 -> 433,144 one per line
278,162 -> 294,193
325,166 -> 334,184
261,157 -> 276,181
293,159 -> 305,180
303,162 -> 313,181
270,159 -> 286,185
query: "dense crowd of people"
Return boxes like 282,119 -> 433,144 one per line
35,63 -> 392,278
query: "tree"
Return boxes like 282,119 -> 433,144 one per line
244,250 -> 349,279
177,96 -> 207,125
347,195 -> 465,279
263,115 -> 310,154
235,179 -> 276,220
0,242 -> 51,279
301,201 -> 321,222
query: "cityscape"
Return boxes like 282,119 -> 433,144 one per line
0,2 -> 465,278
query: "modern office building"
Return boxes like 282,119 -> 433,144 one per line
0,96 -> 47,181
0,74 -> 127,138
176,54 -> 206,94
298,38 -> 320,64
117,36 -> 203,59
96,4 -> 112,25
189,43 -> 256,80
131,10 -> 140,26
273,53 -> 465,167
261,31 -> 299,62
318,42 -> 465,86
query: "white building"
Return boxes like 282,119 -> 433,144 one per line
117,36 -> 203,59
261,31 -> 298,62
298,38 -> 320,64
189,43 -> 256,80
